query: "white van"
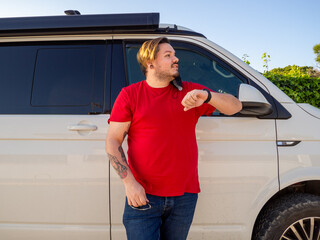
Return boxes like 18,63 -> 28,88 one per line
0,12 -> 319,240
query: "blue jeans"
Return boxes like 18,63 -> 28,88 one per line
123,193 -> 198,240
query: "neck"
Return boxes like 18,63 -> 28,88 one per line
145,75 -> 172,88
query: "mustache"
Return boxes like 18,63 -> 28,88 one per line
171,63 -> 179,67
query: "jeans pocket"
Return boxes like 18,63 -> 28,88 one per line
129,203 -> 152,211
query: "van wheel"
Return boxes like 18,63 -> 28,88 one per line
253,193 -> 320,240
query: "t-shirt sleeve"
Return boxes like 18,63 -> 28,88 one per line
108,88 -> 132,124
196,102 -> 215,118
187,82 -> 216,118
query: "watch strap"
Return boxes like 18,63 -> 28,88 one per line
203,89 -> 211,103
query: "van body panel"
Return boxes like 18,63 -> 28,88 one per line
193,117 -> 278,239
277,103 -> 320,199
0,115 -> 110,239
277,103 -> 320,141
0,224 -> 109,240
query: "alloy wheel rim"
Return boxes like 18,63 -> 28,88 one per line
281,217 -> 320,240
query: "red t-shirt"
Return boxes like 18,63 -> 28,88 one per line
109,81 -> 215,196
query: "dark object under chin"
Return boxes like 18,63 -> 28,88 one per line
171,76 -> 183,91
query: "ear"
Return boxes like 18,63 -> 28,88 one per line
146,60 -> 154,69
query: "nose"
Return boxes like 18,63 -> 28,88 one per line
173,55 -> 179,63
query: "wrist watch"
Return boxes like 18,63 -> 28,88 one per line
203,89 -> 212,103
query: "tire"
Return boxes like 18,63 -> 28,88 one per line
252,193 -> 320,240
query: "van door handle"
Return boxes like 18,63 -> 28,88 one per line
67,124 -> 98,131
277,141 -> 301,147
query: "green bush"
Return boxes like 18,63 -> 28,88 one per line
263,65 -> 320,108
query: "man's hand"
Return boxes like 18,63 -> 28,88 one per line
123,176 -> 149,207
181,89 -> 208,111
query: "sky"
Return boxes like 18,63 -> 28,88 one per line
0,0 -> 319,72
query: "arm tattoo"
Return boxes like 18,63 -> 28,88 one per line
123,131 -> 128,141
108,125 -> 130,179
108,150 -> 128,179
118,146 -> 128,165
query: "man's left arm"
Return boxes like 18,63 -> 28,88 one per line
181,89 -> 242,115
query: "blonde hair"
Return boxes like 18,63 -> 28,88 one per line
137,37 -> 170,76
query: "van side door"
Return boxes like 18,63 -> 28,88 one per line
0,40 -> 110,240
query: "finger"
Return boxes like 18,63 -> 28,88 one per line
181,97 -> 189,104
186,97 -> 196,104
190,93 -> 198,101
135,196 -> 144,206
184,100 -> 196,108
182,99 -> 194,110
183,96 -> 195,105
181,97 -> 196,109
182,92 -> 193,102
139,196 -> 147,206
187,92 -> 197,100
139,192 -> 150,206
181,99 -> 187,107
134,194 -> 145,206
181,93 -> 191,101
130,198 -> 139,207
128,198 -> 136,207
184,105 -> 194,111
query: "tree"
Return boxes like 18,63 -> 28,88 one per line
314,43 -> 320,66
242,54 -> 250,65
261,52 -> 271,72
263,65 -> 320,108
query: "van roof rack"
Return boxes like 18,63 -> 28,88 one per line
0,13 -> 205,38
0,12 -> 159,36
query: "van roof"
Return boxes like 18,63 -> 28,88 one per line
0,13 -> 205,38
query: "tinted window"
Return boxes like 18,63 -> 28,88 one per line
0,42 -> 105,114
32,48 -> 94,106
126,45 -> 145,83
125,42 -> 245,97
0,45 -> 36,113
173,45 -> 244,96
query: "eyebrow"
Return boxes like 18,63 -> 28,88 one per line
163,50 -> 175,54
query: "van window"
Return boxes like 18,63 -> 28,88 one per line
31,48 -> 94,106
0,45 -> 36,114
126,45 -> 146,84
0,42 -> 105,114
125,41 -> 246,98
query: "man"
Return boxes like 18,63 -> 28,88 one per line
105,37 -> 242,240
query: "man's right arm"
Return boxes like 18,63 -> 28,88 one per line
105,121 -> 149,207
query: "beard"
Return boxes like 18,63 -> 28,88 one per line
154,67 -> 180,82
